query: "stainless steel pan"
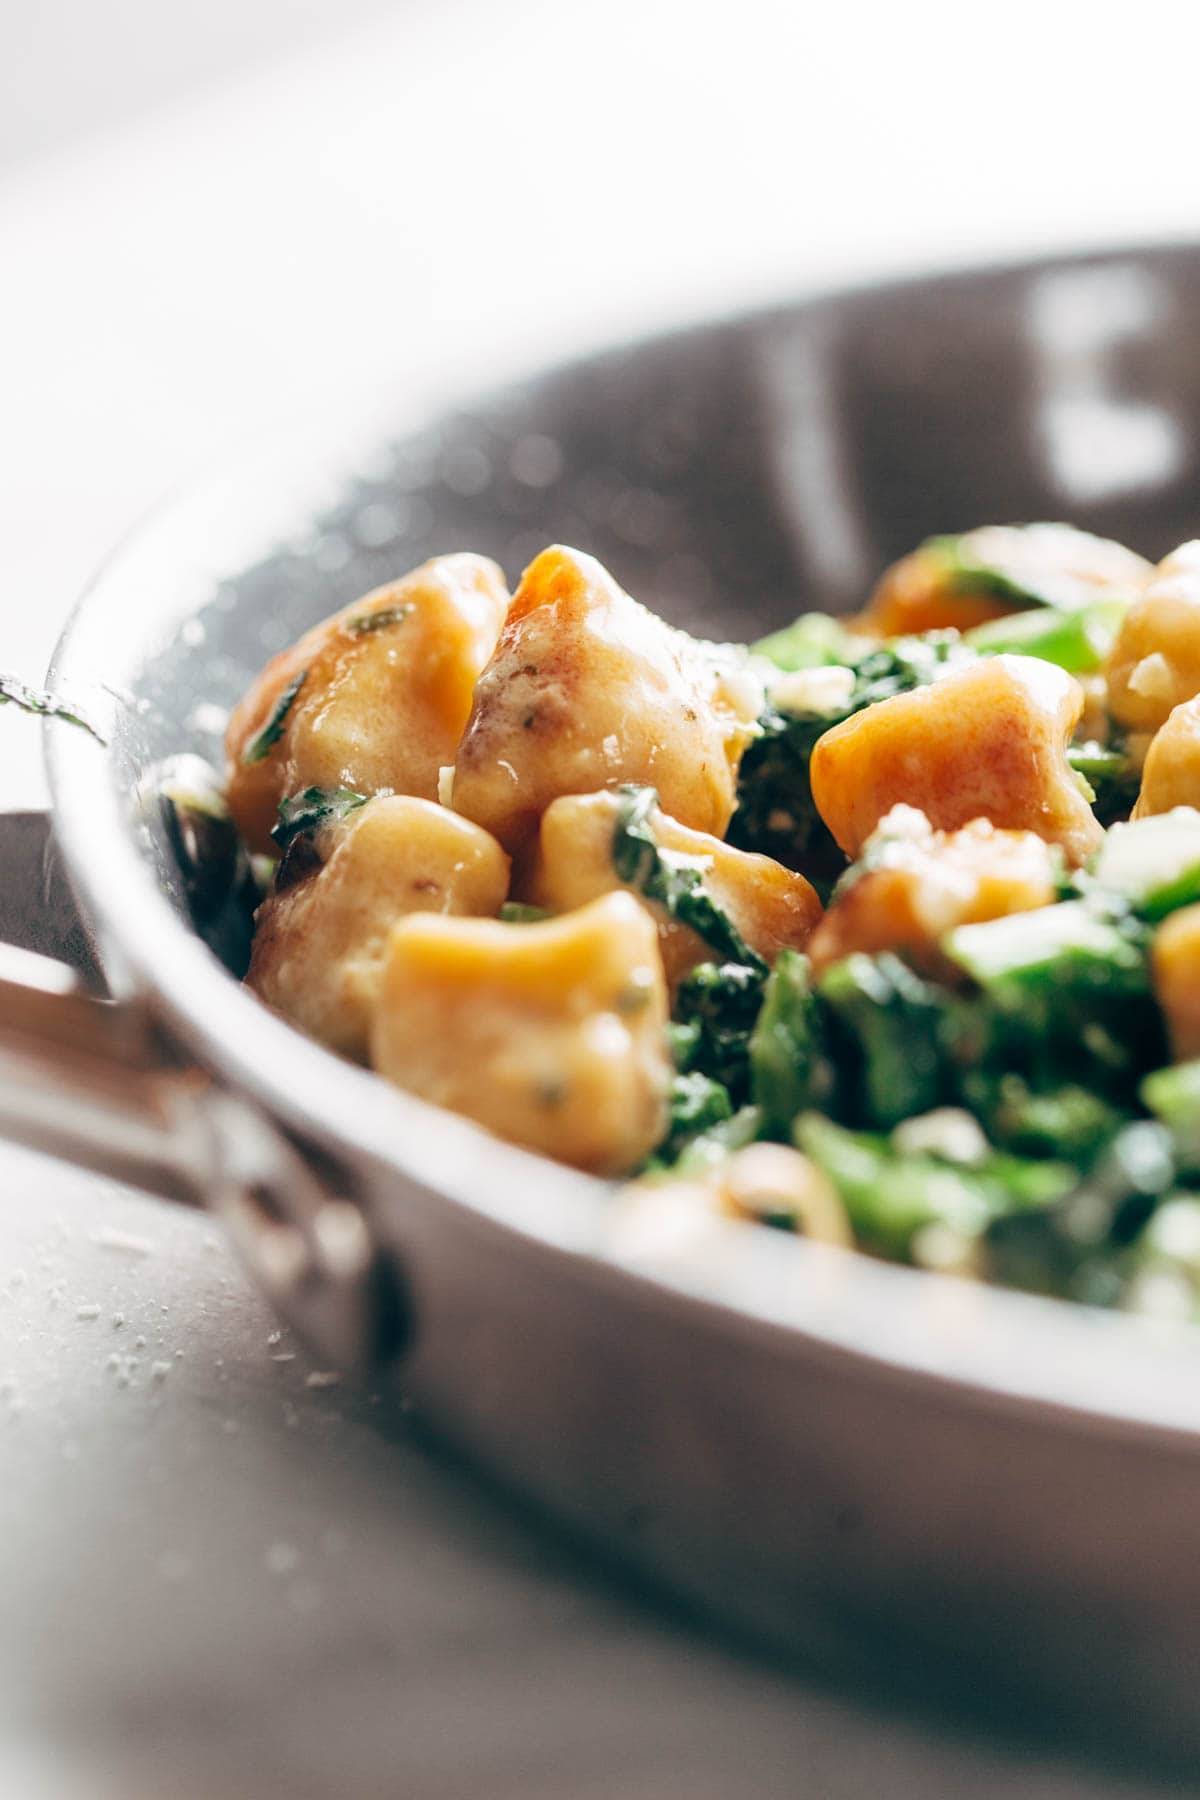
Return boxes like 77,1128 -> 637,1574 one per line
11,243 -> 1200,1749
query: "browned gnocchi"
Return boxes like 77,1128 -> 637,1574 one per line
809,654 -> 1102,865
525,790 -> 822,989
449,545 -> 760,859
212,523 -> 1200,1288
371,893 -> 671,1175
225,553 -> 509,853
247,796 -> 509,1060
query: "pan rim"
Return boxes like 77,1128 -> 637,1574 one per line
44,234 -> 1200,1450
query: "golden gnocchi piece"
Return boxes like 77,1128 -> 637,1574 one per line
861,523 -> 1149,638
450,546 -> 760,858
809,654 -> 1102,865
225,553 -> 509,853
1133,695 -> 1200,818
370,891 -> 671,1176
807,805 -> 1060,974
1153,902 -> 1200,1061
248,796 -> 509,1060
1108,543 -> 1200,734
525,790 -> 822,988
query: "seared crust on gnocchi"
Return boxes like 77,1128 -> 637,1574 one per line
211,520 -> 1200,1308
809,655 -> 1102,864
371,892 -> 671,1174
526,790 -> 822,989
807,806 -> 1059,975
450,546 -> 760,858
225,553 -> 509,853
248,796 -> 509,1060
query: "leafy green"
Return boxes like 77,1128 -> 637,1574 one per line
271,785 -> 368,850
794,1112 -> 1071,1264
0,673 -> 106,745
656,1070 -> 735,1164
749,951 -> 835,1135
921,529 -> 1116,613
965,1073 -> 1125,1162
983,1121 -> 1175,1302
242,670 -> 307,764
674,960 -> 768,1103
944,902 -> 1162,1099
816,952 -> 949,1130
669,1105 -> 763,1178
1066,739 -> 1139,826
965,597 -> 1127,673
1142,1062 -> 1200,1172
613,786 -> 766,971
922,533 -> 1048,607
729,633 -> 974,889
849,632 -> 977,703
752,612 -> 853,671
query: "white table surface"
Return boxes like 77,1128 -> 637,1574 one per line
2,3 -> 1199,1791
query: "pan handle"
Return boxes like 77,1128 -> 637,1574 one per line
0,937 -> 218,1204
0,813 -> 401,1369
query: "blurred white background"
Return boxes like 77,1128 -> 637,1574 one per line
1,0 -> 1198,808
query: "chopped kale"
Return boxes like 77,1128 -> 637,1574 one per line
1066,738 -> 1140,826
1143,1062 -> 1200,1174
794,1112 -> 1072,1265
242,670 -> 307,764
921,530 -> 1090,612
749,951 -> 835,1136
943,902 -> 1163,1099
674,959 -> 768,1103
613,785 -> 766,971
670,1105 -> 763,1177
816,952 -> 951,1130
964,1073 -> 1126,1163
656,1070 -> 735,1164
728,633 -> 974,890
983,1121 -> 1176,1303
752,612 -> 854,671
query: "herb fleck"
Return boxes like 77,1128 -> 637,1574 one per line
0,673 -> 106,744
347,604 -> 413,635
242,671 -> 306,764
271,785 -> 368,850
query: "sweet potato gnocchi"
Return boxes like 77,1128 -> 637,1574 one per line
210,521 -> 1200,1310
